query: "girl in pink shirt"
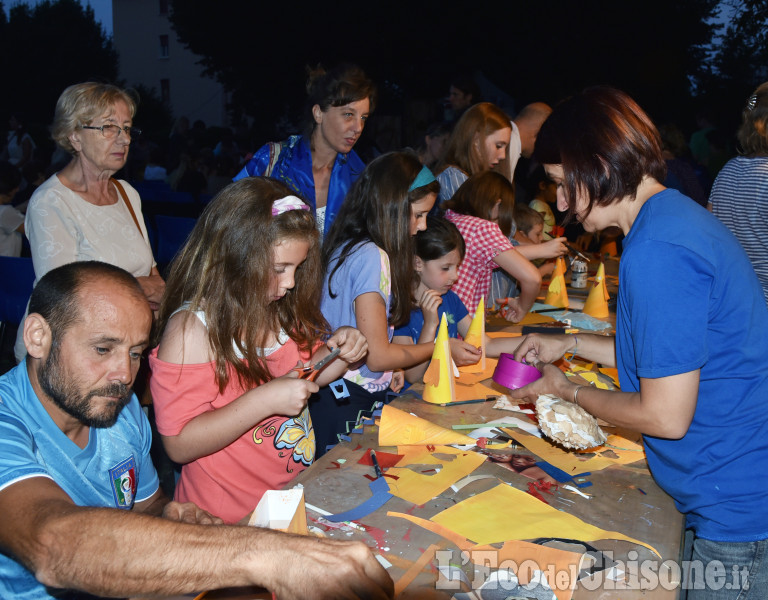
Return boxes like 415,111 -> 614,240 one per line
149,177 -> 367,523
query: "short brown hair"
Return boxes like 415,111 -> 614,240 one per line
534,87 -> 666,222
52,82 -> 137,155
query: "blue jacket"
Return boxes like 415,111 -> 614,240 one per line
234,135 -> 365,236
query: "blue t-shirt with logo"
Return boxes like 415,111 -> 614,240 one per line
0,361 -> 159,598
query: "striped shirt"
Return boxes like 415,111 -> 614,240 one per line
710,156 -> 768,303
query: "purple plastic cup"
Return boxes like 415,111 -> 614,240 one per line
492,353 -> 542,390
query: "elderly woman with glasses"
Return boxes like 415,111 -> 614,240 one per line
15,82 -> 164,361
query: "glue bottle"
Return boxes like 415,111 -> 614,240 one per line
571,257 -> 588,288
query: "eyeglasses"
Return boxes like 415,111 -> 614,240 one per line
81,124 -> 142,139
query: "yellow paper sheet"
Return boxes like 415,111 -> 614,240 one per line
385,445 -> 487,505
506,429 -> 645,473
378,404 -> 475,446
431,484 -> 660,556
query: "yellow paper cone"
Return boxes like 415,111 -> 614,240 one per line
583,262 -> 609,318
422,314 -> 456,404
544,260 -> 569,308
459,296 -> 486,374
378,404 -> 476,446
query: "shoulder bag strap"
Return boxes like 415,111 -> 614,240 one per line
111,178 -> 144,240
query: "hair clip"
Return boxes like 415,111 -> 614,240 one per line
746,94 -> 758,111
272,195 -> 310,216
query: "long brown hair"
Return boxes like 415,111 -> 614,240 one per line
323,151 -> 439,327
156,177 -> 328,392
438,102 -> 511,177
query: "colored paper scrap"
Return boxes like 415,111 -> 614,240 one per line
378,404 -> 475,446
357,450 -> 403,469
508,430 -> 645,473
393,544 -> 440,597
431,484 -> 660,556
325,476 -> 392,523
384,445 -> 487,505
453,378 -> 499,402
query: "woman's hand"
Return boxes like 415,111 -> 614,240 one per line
507,361 -> 576,404
449,338 -> 482,366
389,370 -> 405,393
417,288 -> 443,332
327,326 -> 368,366
513,333 -> 575,365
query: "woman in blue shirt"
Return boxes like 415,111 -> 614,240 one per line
235,64 -> 376,236
510,87 -> 768,600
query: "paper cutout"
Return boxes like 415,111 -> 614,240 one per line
248,489 -> 307,535
357,450 -> 403,469
431,484 -> 660,556
583,262 -> 610,318
453,357 -> 498,385
545,257 -> 569,308
394,544 -> 440,597
422,314 -> 456,404
459,297 -> 486,373
384,445 -> 487,505
378,404 -> 476,446
388,511 -> 474,550
325,476 -> 393,522
507,429 -> 645,474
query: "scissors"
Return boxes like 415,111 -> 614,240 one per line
293,347 -> 341,381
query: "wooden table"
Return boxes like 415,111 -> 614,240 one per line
293,269 -> 685,599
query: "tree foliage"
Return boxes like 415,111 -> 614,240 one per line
170,0 -> 719,134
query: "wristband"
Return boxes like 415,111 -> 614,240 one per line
573,385 -> 582,406
568,334 -> 579,360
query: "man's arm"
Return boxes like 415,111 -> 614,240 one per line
0,477 -> 393,600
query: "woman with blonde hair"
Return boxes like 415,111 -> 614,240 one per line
435,102 -> 512,203
15,82 -> 163,361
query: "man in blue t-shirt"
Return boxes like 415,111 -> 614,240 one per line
0,261 -> 393,600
